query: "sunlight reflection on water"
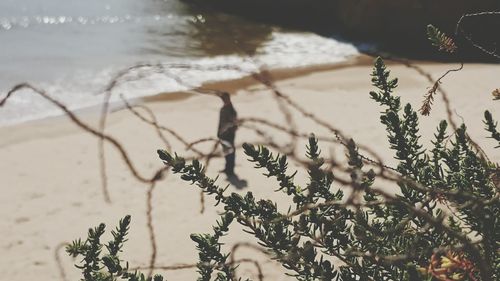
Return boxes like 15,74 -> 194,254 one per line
0,0 -> 360,125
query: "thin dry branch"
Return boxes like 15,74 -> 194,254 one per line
456,11 -> 500,59
54,242 -> 69,281
132,258 -> 265,281
0,83 -> 163,185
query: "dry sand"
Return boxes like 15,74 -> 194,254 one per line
0,57 -> 499,281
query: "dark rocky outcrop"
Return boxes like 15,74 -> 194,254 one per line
182,0 -> 500,58
335,0 -> 500,56
183,0 -> 338,32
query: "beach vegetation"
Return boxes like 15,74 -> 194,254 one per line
67,57 -> 499,281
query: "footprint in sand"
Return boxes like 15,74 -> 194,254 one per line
29,192 -> 44,199
15,217 -> 30,224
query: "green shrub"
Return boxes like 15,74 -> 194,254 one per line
68,58 -> 499,281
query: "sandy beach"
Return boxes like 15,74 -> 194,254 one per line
0,57 -> 499,281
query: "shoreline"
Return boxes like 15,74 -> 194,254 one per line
144,54 -> 374,103
1,55 -> 498,149
0,54 -> 495,149
0,54 -> 373,147
2,52 -> 456,134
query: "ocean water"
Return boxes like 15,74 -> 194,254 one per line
0,0 -> 359,125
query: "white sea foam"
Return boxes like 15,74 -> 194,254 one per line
0,31 -> 359,126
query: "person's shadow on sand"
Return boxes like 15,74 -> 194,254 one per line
227,174 -> 248,189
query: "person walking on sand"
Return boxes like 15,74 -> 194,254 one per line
217,92 -> 238,177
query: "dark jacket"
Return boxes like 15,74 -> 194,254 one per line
217,103 -> 237,141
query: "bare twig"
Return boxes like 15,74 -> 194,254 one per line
456,12 -> 500,59
54,242 -> 69,281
